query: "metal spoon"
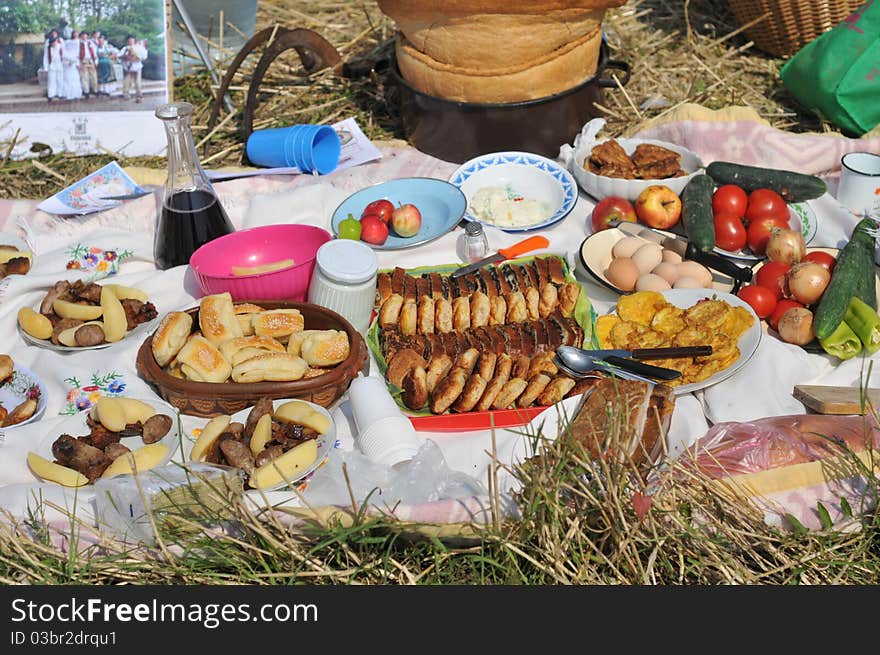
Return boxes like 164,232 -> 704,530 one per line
554,353 -> 661,386
556,346 -> 682,381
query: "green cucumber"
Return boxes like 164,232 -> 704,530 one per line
680,174 -> 716,252
706,161 -> 827,202
813,219 -> 878,339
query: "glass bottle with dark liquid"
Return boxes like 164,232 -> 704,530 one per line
154,102 -> 234,270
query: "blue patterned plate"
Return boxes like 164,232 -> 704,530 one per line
449,151 -> 578,233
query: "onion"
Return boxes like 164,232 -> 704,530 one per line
766,228 -> 806,264
777,307 -> 814,345
787,262 -> 830,305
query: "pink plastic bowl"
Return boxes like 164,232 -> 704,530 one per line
189,224 -> 332,301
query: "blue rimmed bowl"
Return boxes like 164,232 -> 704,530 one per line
448,151 -> 577,233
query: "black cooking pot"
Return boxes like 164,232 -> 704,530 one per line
383,42 -> 630,164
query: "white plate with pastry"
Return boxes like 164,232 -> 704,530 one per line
17,280 -> 159,352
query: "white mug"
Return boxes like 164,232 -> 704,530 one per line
837,152 -> 880,216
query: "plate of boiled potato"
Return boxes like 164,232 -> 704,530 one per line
187,397 -> 336,490
17,279 -> 159,352
579,226 -> 736,296
27,395 -> 181,488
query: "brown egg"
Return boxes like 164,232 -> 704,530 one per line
605,257 -> 640,291
673,276 -> 703,289
636,273 -> 672,292
677,261 -> 713,288
612,236 -> 645,259
661,249 -> 683,264
652,262 -> 679,287
631,243 -> 663,275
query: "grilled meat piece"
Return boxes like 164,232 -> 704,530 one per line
219,439 -> 255,475
121,299 -> 158,331
52,434 -> 111,482
40,280 -> 71,315
244,397 -> 274,441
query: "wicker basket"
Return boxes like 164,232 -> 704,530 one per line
727,0 -> 864,57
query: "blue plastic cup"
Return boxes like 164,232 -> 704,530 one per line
246,124 -> 341,174
297,125 -> 341,174
245,126 -> 297,168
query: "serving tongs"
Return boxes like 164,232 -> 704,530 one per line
610,221 -> 753,293
554,344 -> 713,384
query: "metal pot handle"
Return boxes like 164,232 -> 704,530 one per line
597,59 -> 631,89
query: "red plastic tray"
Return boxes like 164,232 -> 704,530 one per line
407,406 -> 547,432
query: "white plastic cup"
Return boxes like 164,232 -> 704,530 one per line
838,152 -> 880,216
356,415 -> 423,467
348,375 -> 402,431
348,374 -> 422,466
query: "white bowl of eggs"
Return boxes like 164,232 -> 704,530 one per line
579,226 -> 736,295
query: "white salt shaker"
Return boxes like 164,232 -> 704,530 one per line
308,239 -> 378,334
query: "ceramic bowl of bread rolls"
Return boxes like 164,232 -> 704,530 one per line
136,292 -> 369,417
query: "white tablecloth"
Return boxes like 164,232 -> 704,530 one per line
0,144 -> 877,527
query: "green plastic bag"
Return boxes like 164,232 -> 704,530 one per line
781,2 -> 880,136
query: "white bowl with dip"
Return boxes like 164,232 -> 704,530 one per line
449,151 -> 578,233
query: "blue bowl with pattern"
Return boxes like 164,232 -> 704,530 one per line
448,151 -> 577,233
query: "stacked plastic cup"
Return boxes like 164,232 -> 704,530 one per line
245,124 -> 341,174
348,374 -> 423,467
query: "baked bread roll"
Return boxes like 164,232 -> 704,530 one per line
233,303 -> 265,315
476,353 -> 513,411
176,335 -> 233,383
537,376 -> 576,407
425,354 -> 453,393
453,347 -> 480,376
452,296 -> 470,332
505,291 -> 527,323
558,282 -> 580,318
380,293 -> 404,328
252,309 -> 305,341
431,367 -> 468,414
287,329 -> 324,356
402,366 -> 429,410
219,335 -> 286,362
231,353 -> 308,383
236,315 -> 255,336
489,295 -> 507,326
199,292 -> 242,347
539,283 -> 559,318
434,298 -> 453,333
525,287 -> 540,321
394,28 -> 603,104
399,299 -> 417,336
417,295 -> 435,334
517,373 -> 552,407
151,311 -> 194,368
492,377 -> 528,409
470,291 -> 490,328
377,0 -> 613,69
476,352 -> 497,381
300,329 -> 350,367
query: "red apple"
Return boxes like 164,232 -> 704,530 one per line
360,215 -> 389,245
363,199 -> 394,224
391,203 -> 422,238
591,196 -> 637,232
635,185 -> 682,229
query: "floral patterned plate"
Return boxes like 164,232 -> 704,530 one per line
0,364 -> 48,429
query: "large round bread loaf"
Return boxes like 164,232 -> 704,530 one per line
382,7 -> 604,69
394,27 -> 603,104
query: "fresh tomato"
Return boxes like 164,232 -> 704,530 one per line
713,212 -> 747,251
737,284 -> 777,319
747,216 -> 789,255
802,251 -> 837,274
769,299 -> 805,332
712,185 -> 748,219
362,199 -> 394,224
754,261 -> 792,300
745,189 -> 789,224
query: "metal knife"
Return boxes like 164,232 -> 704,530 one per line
598,355 -> 682,381
611,221 -> 753,292
450,235 -> 550,279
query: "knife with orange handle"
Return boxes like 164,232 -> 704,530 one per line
450,235 -> 551,278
